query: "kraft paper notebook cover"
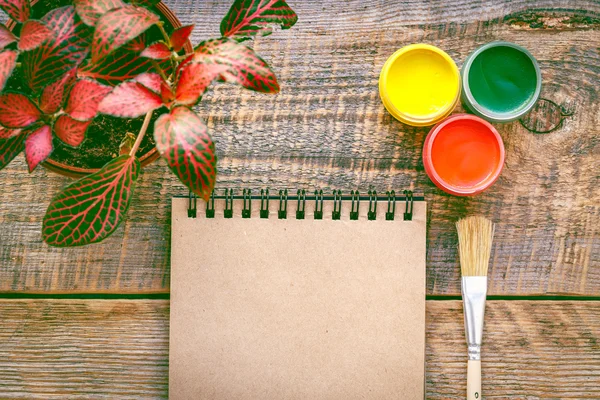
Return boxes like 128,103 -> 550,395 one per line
170,190 -> 427,399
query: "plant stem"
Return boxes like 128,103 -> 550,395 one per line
174,53 -> 192,62
129,110 -> 153,157
157,22 -> 171,47
151,59 -> 169,82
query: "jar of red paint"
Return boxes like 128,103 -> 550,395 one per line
423,114 -> 505,196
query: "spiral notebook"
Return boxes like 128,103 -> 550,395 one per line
169,190 -> 427,399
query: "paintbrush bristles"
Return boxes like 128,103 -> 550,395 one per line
456,216 -> 495,277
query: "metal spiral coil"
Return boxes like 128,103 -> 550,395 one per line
188,191 -> 197,218
332,190 -> 342,220
368,190 -> 377,220
296,189 -> 306,219
206,191 -> 215,218
386,190 -> 396,221
242,189 -> 252,218
314,189 -> 324,220
185,188 -> 416,221
278,190 -> 288,219
224,188 -> 234,218
350,190 -> 360,220
260,189 -> 269,219
403,190 -> 413,221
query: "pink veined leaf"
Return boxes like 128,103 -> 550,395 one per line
25,124 -> 52,172
64,79 -> 112,121
129,0 -> 160,6
22,6 -> 92,92
0,129 -> 27,170
73,0 -> 125,26
154,106 -> 216,200
42,154 -> 141,247
133,72 -> 163,93
175,62 -> 228,106
54,115 -> 90,147
0,50 -> 17,92
193,37 -> 279,93
18,19 -> 53,51
91,5 -> 159,63
170,24 -> 193,52
0,125 -> 21,139
78,47 -> 170,86
0,24 -> 17,49
160,81 -> 175,107
174,53 -> 193,79
98,80 -> 163,118
0,93 -> 41,128
140,41 -> 171,59
0,0 -> 30,23
123,32 -> 146,52
220,0 -> 298,41
39,68 -> 77,114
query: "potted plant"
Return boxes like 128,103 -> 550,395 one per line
0,0 -> 298,246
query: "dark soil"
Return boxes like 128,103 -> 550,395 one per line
6,0 -> 179,170
50,112 -> 164,169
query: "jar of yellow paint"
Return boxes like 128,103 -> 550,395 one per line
379,44 -> 461,126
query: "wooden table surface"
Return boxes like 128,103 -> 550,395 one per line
1,0 -> 599,398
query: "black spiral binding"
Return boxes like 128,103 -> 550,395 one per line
386,191 -> 396,221
296,189 -> 306,220
403,190 -> 413,221
185,188 -> 415,221
368,190 -> 377,221
260,189 -> 269,219
278,190 -> 288,219
224,188 -> 233,218
242,189 -> 251,218
332,190 -> 342,220
350,190 -> 360,220
188,191 -> 197,218
314,190 -> 324,220
206,191 -> 215,218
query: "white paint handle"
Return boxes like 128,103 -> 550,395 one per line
467,359 -> 482,400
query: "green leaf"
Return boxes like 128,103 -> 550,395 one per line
42,154 -> 141,247
175,62 -> 228,105
0,24 -> 17,48
0,0 -> 30,23
192,37 -> 279,93
73,0 -> 125,26
154,106 -> 216,200
91,5 -> 159,63
220,0 -> 297,41
0,129 -> 26,171
78,46 -> 168,86
0,49 -> 17,92
129,0 -> 160,6
22,6 -> 92,92
18,19 -> 53,51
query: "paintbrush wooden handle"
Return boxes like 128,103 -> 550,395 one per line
467,359 -> 481,399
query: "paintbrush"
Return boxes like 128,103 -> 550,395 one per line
456,216 -> 495,400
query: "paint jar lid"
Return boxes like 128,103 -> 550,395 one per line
379,44 -> 461,127
461,41 -> 542,123
423,114 -> 505,196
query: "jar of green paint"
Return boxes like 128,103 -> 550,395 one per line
461,41 -> 542,123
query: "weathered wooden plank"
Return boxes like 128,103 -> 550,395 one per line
0,299 -> 598,399
1,155 -> 598,296
0,1 -> 598,295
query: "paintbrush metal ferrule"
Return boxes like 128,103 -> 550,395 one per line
461,276 -> 487,361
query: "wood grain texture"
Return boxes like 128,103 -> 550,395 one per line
0,299 -> 598,399
0,1 -> 599,295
